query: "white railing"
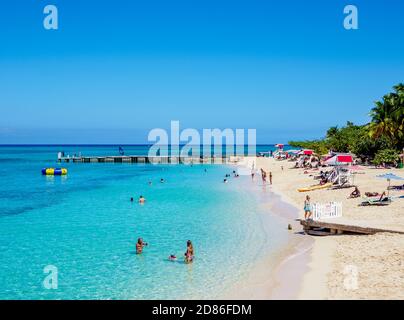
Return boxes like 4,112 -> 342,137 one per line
312,202 -> 342,221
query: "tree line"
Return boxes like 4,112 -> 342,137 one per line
289,83 -> 404,165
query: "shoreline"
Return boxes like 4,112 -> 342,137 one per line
265,190 -> 338,300
221,162 -> 317,300
253,156 -> 404,300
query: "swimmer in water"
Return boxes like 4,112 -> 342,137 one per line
139,195 -> 146,204
223,178 -> 228,183
130,197 -> 134,202
160,178 -> 165,183
136,238 -> 148,254
168,254 -> 177,261
148,180 -> 152,185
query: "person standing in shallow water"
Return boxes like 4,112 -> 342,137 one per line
184,240 -> 194,264
136,238 -> 148,254
269,172 -> 273,185
260,168 -> 266,183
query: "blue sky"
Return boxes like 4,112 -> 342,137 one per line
0,0 -> 403,144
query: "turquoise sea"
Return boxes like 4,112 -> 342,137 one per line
0,145 -> 289,299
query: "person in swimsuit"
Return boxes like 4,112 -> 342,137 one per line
136,238 -> 147,254
168,254 -> 177,261
184,240 -> 194,264
269,172 -> 273,185
139,195 -> 146,204
304,195 -> 312,220
260,168 -> 267,183
348,186 -> 361,198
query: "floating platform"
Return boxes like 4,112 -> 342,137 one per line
58,155 -> 232,164
299,218 -> 404,236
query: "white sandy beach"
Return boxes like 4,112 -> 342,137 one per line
231,156 -> 404,300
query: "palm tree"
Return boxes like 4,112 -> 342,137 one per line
368,84 -> 404,148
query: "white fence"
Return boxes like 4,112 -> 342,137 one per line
312,202 -> 342,221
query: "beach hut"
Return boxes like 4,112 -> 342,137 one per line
325,154 -> 353,166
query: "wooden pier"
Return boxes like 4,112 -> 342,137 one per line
300,218 -> 404,236
58,155 -> 233,164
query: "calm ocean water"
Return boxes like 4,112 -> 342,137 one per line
0,145 -> 288,299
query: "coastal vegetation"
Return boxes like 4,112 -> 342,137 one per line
289,83 -> 404,164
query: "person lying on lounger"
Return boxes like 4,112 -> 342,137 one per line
360,191 -> 391,206
348,186 -> 361,198
365,191 -> 380,197
388,184 -> 404,190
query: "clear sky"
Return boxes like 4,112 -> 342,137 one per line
0,0 -> 403,144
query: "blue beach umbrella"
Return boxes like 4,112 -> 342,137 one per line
376,173 -> 404,196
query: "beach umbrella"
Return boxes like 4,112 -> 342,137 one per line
376,173 -> 404,196
298,149 -> 313,156
325,154 -> 353,166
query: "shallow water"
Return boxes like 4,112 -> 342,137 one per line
0,146 -> 288,299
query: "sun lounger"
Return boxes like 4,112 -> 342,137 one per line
360,196 -> 392,206
388,184 -> 404,190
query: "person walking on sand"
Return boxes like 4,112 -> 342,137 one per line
269,172 -> 273,185
304,196 -> 312,220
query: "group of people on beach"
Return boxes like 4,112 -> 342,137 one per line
136,238 -> 195,264
259,168 -> 272,185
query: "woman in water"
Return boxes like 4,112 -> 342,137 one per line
139,195 -> 146,204
184,240 -> 194,264
136,238 -> 147,254
304,195 -> 312,220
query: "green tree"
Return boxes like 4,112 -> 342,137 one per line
368,83 -> 404,149
373,148 -> 400,166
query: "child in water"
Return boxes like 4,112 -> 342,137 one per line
168,254 -> 177,261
